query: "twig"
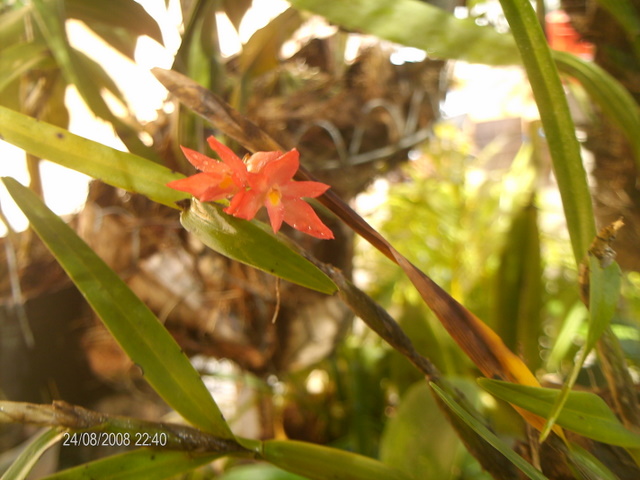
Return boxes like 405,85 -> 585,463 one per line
0,400 -> 248,454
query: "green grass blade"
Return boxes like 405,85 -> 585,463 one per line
554,50 -> 640,167
430,382 -> 548,480
479,378 -> 640,447
499,0 -> 595,265
1,177 -> 232,438
41,449 -> 221,480
567,443 -> 620,480
1,429 -> 62,480
180,200 -> 337,294
288,0 -> 520,65
545,302 -> 587,371
0,106 -> 185,208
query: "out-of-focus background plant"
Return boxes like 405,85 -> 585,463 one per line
2,0 -> 640,479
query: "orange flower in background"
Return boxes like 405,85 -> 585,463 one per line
168,136 -> 334,240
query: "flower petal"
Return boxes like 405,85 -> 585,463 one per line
180,146 -> 226,173
280,180 -> 330,199
246,151 -> 282,173
225,189 -> 263,220
260,149 -> 300,186
266,200 -> 285,233
167,172 -> 223,198
207,136 -> 248,183
283,198 -> 334,239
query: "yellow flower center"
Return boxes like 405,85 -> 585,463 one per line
267,188 -> 282,206
219,175 -> 234,190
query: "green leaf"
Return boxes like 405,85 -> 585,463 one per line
31,0 -> 113,121
478,378 -> 640,447
493,200 -> 542,369
1,429 -> 62,480
219,464 -> 308,480
287,0 -> 520,65
261,440 -> 413,480
554,50 -> 640,168
539,257 -> 621,440
180,199 -> 337,295
567,443 -> 620,480
239,9 -> 303,77
73,48 -> 126,106
0,4 -> 31,48
1,178 -> 232,438
41,449 -> 221,480
30,0 -> 160,160
67,0 -> 164,59
587,256 -> 622,349
430,382 -> 548,480
545,301 -> 587,371
379,382 -> 462,478
0,106 -> 185,208
498,0 -> 596,266
0,42 -> 51,93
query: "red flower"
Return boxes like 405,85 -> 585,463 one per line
227,149 -> 334,239
167,136 -> 248,201
168,136 -> 334,240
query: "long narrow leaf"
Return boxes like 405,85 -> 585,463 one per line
0,106 -> 185,208
479,379 -> 640,447
261,440 -> 413,480
567,443 -> 620,480
1,428 -> 62,480
498,0 -> 595,265
1,177 -> 232,438
288,0 -> 520,65
493,200 -> 542,369
430,382 -> 548,480
41,449 -> 222,480
554,50 -> 640,166
180,199 -> 337,295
